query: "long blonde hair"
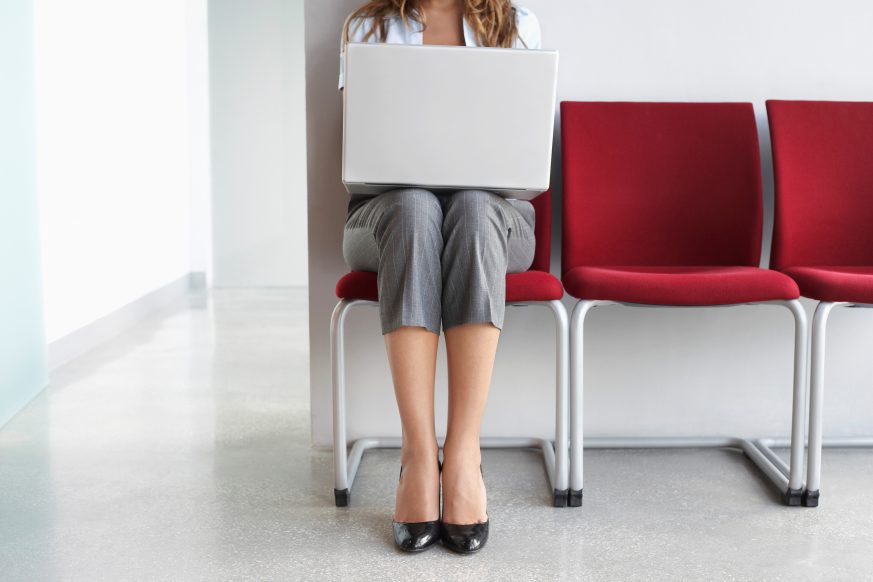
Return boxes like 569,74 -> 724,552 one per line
343,0 -> 521,48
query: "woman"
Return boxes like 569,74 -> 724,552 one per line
339,0 -> 542,554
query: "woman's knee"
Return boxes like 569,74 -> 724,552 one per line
377,189 -> 442,238
443,190 -> 504,240
381,188 -> 441,217
448,189 -> 501,210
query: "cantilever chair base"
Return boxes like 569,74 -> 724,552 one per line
568,299 -> 810,508
333,436 -> 567,508
754,434 -> 873,507
330,298 -> 571,508
565,437 -> 804,507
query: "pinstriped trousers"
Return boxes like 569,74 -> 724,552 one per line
342,188 -> 536,335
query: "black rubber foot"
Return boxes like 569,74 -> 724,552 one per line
783,487 -> 802,507
553,489 -> 568,508
802,489 -> 820,508
334,488 -> 350,507
568,489 -> 583,507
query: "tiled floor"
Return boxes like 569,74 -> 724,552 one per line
1,289 -> 871,581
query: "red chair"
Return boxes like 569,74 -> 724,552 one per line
330,190 -> 571,507
561,102 -> 808,507
768,99 -> 873,507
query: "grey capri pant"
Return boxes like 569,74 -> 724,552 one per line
342,188 -> 537,335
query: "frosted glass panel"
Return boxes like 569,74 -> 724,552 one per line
0,0 -> 48,426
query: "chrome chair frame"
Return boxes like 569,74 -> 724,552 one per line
802,301 -> 873,507
568,299 -> 810,507
330,298 -> 571,508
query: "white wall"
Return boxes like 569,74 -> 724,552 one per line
306,0 -> 873,447
34,0 -> 211,343
209,0 -> 308,287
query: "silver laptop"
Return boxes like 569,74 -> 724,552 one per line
342,42 -> 559,200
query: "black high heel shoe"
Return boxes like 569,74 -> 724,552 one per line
392,461 -> 442,552
440,465 -> 489,554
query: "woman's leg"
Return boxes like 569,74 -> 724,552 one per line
439,190 -> 536,524
443,323 -> 499,524
342,188 -> 444,522
385,328 -> 440,522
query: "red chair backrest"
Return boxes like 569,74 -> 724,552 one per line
767,100 -> 873,270
530,189 -> 551,273
560,102 -> 764,276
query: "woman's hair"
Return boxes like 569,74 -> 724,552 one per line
343,0 -> 520,48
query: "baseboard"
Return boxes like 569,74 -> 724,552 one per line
47,272 -> 207,372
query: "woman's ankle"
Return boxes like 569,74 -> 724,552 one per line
440,437 -> 487,524
399,438 -> 439,466
442,436 -> 482,464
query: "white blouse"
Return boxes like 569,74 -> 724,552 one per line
338,4 -> 542,91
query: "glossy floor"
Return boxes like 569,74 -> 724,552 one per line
1,289 -> 871,581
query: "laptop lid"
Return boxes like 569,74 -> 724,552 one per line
342,43 -> 559,199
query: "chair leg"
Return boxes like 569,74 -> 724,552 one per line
331,299 -> 353,507
569,300 -> 599,507
781,299 -> 810,506
804,301 -> 842,507
547,300 -> 570,507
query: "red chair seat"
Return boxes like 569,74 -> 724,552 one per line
563,266 -> 800,305
505,271 -> 565,302
336,270 -> 564,303
780,266 -> 873,304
